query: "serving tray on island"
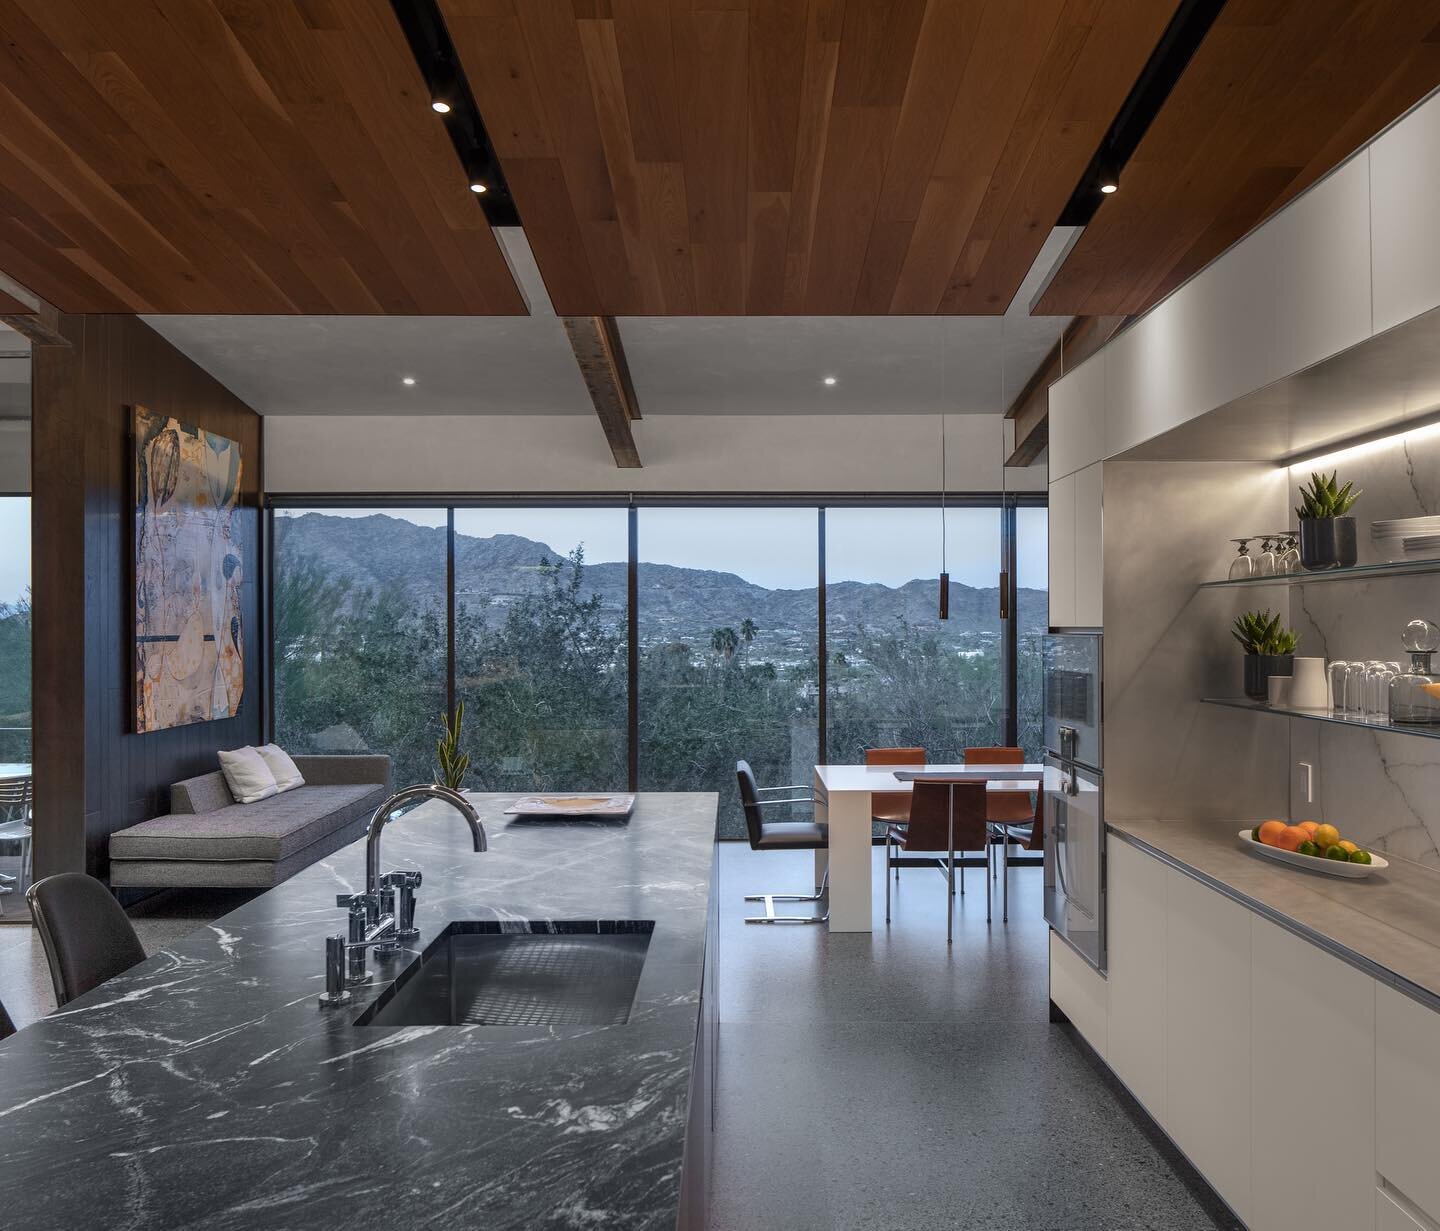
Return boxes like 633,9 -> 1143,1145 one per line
1236,829 -> 1387,879
506,794 -> 636,819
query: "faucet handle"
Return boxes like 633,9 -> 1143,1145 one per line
336,892 -> 368,909
382,870 -> 422,939
381,870 -> 421,889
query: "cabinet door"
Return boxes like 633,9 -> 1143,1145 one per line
1049,929 -> 1107,1059
1072,463 -> 1102,628
1376,983 -> 1440,1225
1106,838 -> 1166,1118
1048,472 -> 1076,629
1377,1189 -> 1428,1231
1165,871 -> 1252,1221
1048,351 -> 1106,480
1372,93 -> 1440,334
1251,916 -> 1376,1231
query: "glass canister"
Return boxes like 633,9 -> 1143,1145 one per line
1388,620 -> 1440,724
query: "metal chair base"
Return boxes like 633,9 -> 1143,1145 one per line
745,869 -> 828,924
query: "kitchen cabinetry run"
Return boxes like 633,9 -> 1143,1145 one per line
1105,838 -> 1166,1117
1048,463 -> 1102,630
1376,983 -> 1440,1227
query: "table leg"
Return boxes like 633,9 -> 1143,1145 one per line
826,791 -> 873,933
811,774 -> 829,894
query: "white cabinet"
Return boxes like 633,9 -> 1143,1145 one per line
1165,870 -> 1253,1222
1048,351 -> 1106,480
1377,1189 -> 1429,1231
1105,838 -> 1166,1117
1251,916 -> 1376,1231
1371,93 -> 1440,334
1376,982 -> 1440,1226
1047,464 -> 1101,629
1048,472 -> 1076,628
1072,463 -> 1103,628
1049,929 -> 1107,1059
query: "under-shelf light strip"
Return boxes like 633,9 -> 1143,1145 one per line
1282,417 -> 1440,472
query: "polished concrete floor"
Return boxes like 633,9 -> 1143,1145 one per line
0,851 -> 1238,1229
711,844 -> 1240,1231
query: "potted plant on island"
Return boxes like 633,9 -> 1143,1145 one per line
1295,470 -> 1361,570
1233,610 -> 1300,700
435,701 -> 470,791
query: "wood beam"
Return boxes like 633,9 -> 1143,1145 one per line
1005,316 -> 1126,467
562,316 -> 642,469
0,271 -> 69,347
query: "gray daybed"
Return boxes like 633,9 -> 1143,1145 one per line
108,755 -> 392,888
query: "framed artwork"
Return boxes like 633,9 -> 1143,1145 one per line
133,406 -> 245,732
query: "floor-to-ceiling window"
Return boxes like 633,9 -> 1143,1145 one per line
826,505 -> 1004,763
636,508 -> 819,837
0,496 -> 29,766
268,496 -> 1043,833
272,508 -> 447,786
453,508 -> 628,792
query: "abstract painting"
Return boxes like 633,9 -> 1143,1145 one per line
134,407 -> 245,732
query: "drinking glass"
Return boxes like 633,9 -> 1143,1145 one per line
1344,663 -> 1369,715
1364,661 -> 1395,719
1254,536 -> 1277,577
1328,661 -> 1353,713
1228,538 -> 1255,581
1278,532 -> 1301,575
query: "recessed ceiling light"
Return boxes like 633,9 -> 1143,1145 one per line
1100,180 -> 1118,194
469,181 -> 487,194
822,375 -> 838,386
402,377 -> 417,386
431,100 -> 452,114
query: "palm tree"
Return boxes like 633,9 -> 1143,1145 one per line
740,617 -> 757,646
710,626 -> 740,664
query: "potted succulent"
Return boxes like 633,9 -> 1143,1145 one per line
1233,610 -> 1300,700
435,701 -> 470,790
1295,470 -> 1361,569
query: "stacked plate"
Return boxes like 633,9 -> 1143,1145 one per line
1371,516 -> 1440,562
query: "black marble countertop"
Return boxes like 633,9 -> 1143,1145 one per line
1110,818 -> 1440,1012
0,792 -> 718,1230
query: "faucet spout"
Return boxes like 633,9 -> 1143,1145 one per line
365,784 -> 488,897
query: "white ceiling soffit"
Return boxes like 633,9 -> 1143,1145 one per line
143,228 -> 1074,418
619,228 -> 1076,416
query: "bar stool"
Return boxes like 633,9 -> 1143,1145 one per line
27,874 -> 147,1006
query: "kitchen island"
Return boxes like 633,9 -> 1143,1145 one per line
0,791 -> 718,1231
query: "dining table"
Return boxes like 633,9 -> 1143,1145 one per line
812,762 -> 1044,932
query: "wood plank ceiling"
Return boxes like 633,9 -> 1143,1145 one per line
0,0 -> 526,314
442,0 -> 1181,316
1036,0 -> 1440,316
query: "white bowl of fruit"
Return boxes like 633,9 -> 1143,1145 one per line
1237,821 -> 1387,879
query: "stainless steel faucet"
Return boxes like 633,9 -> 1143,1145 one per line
320,785 -> 488,1007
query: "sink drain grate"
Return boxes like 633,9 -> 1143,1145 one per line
457,935 -> 647,1028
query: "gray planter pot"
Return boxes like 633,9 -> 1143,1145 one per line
1299,517 -> 1357,570
1243,653 -> 1293,700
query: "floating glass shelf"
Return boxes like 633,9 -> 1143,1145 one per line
1199,557 -> 1440,589
1201,696 -> 1440,741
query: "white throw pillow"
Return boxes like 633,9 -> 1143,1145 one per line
255,744 -> 305,794
218,746 -> 279,805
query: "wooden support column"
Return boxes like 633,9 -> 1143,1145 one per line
1005,315 -> 1126,466
562,315 -> 642,469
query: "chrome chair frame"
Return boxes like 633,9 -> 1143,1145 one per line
743,784 -> 830,925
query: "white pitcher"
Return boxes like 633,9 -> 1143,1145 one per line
1289,656 -> 1329,711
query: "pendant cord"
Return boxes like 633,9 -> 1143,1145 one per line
940,412 -> 947,573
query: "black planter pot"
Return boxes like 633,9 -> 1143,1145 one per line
1243,653 -> 1294,700
1299,517 -> 1357,570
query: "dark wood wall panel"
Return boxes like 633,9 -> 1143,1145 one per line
32,315 -> 262,881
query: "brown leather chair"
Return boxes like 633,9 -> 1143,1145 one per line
736,760 -> 829,924
865,747 -> 927,828
885,779 -> 990,941
963,746 -> 1034,825
989,789 -> 1044,923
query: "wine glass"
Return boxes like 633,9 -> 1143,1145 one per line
1228,538 -> 1255,581
1278,531 -> 1301,576
1254,535 -> 1277,577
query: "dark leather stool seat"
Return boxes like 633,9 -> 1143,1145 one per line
27,874 -> 147,1006
754,822 -> 829,849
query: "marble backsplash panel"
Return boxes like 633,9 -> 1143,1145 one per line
1284,428 -> 1440,868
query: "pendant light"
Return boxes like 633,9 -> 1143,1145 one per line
939,412 -> 949,620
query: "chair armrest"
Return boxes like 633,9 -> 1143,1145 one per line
757,784 -> 811,792
755,795 -> 816,807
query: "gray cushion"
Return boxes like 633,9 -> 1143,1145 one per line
171,771 -> 235,815
110,784 -> 386,863
755,821 -> 828,850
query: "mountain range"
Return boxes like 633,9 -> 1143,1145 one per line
274,512 -> 1046,653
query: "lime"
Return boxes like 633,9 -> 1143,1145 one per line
1252,826 -> 1262,842
1325,845 -> 1349,861
1297,840 -> 1319,857
1349,849 -> 1372,865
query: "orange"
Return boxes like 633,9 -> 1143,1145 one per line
1258,820 -> 1288,847
1297,821 -> 1320,838
1338,840 -> 1359,854
1314,823 -> 1341,850
1275,826 -> 1308,852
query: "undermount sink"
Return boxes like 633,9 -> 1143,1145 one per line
354,921 -> 654,1029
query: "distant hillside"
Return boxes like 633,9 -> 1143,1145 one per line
274,512 -> 1046,653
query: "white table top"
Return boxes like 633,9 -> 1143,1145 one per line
814,763 -> 1044,793
0,763 -> 30,781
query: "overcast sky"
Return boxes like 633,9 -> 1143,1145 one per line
0,498 -> 27,606
278,504 -> 1046,591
